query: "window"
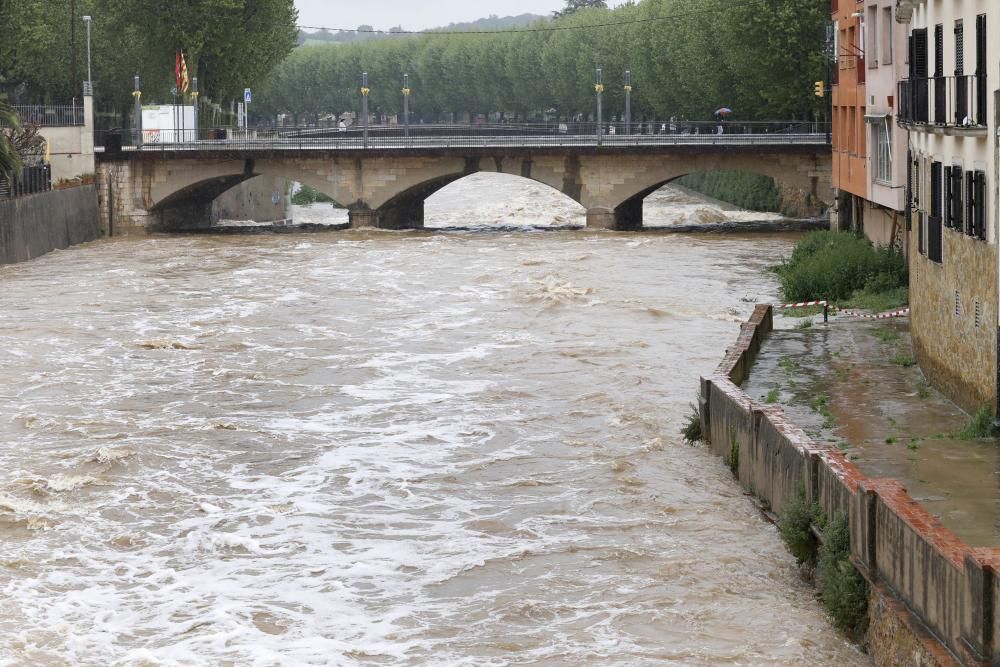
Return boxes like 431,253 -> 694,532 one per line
881,7 -> 893,64
867,5 -> 878,67
873,119 -> 891,183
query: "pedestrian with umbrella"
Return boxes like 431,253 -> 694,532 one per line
714,107 -> 732,134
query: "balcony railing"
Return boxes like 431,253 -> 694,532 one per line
898,75 -> 987,128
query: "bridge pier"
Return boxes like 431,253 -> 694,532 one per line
380,200 -> 425,230
586,206 -> 642,231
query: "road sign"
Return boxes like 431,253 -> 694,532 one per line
244,88 -> 252,103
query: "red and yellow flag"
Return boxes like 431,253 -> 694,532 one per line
175,52 -> 190,94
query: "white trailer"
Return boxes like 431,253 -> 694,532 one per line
141,105 -> 196,143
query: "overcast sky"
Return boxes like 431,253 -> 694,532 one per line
294,0 -> 622,32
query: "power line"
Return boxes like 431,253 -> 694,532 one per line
295,0 -> 757,38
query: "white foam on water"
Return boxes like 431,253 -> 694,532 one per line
0,179 -> 865,665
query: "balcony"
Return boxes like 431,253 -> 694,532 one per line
898,75 -> 988,132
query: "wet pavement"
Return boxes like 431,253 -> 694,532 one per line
743,313 -> 1000,547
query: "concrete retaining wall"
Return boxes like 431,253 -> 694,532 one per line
702,303 -> 1000,666
0,186 -> 100,264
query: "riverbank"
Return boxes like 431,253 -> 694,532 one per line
743,314 -> 998,546
0,186 -> 100,264
701,304 -> 1000,665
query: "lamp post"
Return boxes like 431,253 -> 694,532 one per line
361,71 -> 370,149
624,68 -> 632,136
595,66 -> 604,145
82,15 -> 93,95
402,73 -> 411,139
132,75 -> 142,146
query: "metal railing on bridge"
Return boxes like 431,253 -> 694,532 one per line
95,120 -> 831,154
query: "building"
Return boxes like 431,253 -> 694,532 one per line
831,0 -> 910,248
896,0 -> 997,413
831,0 -> 869,233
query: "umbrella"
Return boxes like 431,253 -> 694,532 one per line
714,107 -> 733,116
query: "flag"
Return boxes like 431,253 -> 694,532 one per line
175,51 -> 190,94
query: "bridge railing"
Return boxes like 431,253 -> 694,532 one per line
95,121 -> 831,153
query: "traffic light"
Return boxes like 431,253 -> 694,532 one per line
814,81 -> 825,97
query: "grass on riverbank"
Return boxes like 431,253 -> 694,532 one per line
772,231 -> 907,312
292,185 -> 341,207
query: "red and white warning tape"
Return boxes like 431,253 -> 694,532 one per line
776,300 -> 910,320
778,300 -> 828,309
833,307 -> 910,319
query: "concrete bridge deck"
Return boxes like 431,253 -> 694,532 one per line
95,128 -> 831,234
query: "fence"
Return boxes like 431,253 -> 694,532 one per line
95,120 -> 831,153
5,105 -> 86,127
0,165 -> 52,200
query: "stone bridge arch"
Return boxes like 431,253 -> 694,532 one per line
96,145 -> 831,233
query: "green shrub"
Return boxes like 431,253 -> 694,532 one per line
817,512 -> 869,636
681,403 -> 702,443
675,170 -> 782,213
773,231 -> 907,303
958,405 -> 996,440
291,184 -> 339,207
779,484 -> 823,565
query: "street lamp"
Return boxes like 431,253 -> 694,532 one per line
595,66 -> 604,145
82,15 -> 93,95
361,71 -> 370,148
402,73 -> 411,139
624,68 -> 632,135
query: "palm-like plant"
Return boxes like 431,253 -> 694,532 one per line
0,101 -> 22,184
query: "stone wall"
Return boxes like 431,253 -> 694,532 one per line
211,176 -> 291,224
702,304 -> 1000,666
0,185 -> 100,264
909,227 -> 998,413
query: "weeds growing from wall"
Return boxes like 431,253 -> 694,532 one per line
817,512 -> 869,637
728,434 -> 739,475
779,484 -> 824,565
681,403 -> 702,443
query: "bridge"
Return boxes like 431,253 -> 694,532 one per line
94,123 -> 832,233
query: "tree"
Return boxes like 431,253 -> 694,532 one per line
552,0 -> 608,19
0,102 -> 23,184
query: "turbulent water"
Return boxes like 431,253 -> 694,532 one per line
0,177 -> 864,665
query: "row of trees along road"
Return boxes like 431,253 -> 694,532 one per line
0,0 -> 298,113
257,0 -> 828,124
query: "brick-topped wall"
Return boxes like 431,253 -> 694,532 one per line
702,304 -> 999,666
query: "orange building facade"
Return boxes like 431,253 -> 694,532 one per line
831,0 -> 868,226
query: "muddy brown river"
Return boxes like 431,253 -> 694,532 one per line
0,179 -> 866,664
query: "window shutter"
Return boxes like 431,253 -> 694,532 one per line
906,151 -> 913,231
975,171 -> 986,240
934,24 -> 944,77
944,166 -> 953,227
955,20 -> 964,76
930,161 -> 942,218
952,167 -> 964,232
966,171 -> 976,237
